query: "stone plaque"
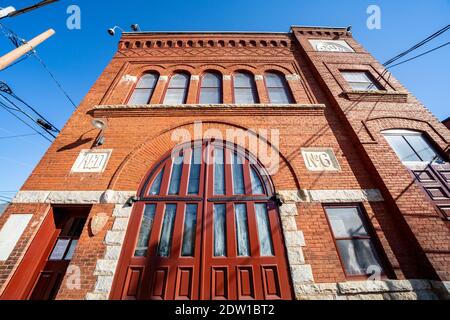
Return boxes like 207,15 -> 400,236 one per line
71,149 -> 112,173
302,148 -> 341,172
309,40 -> 354,53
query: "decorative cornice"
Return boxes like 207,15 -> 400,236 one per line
292,26 -> 351,38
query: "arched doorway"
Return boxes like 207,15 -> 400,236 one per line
111,141 -> 293,300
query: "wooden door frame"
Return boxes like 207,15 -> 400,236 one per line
110,140 -> 294,300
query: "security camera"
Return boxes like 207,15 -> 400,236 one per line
131,24 -> 140,32
346,25 -> 352,32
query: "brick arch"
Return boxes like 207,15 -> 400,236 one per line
126,64 -> 168,77
261,65 -> 295,75
228,64 -> 258,74
165,64 -> 197,74
197,64 -> 228,74
107,121 -> 301,192
365,116 -> 450,152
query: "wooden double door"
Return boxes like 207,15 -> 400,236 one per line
111,142 -> 293,300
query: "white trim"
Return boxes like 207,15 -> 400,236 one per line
12,189 -> 383,204
0,214 -> 33,261
286,74 -> 301,81
382,129 -> 422,135
306,189 -> 384,203
279,189 -> 384,203
12,191 -> 136,205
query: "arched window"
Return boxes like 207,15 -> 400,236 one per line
112,141 -> 292,300
199,72 -> 223,104
128,73 -> 159,105
383,130 -> 444,164
233,72 -> 259,104
265,72 -> 294,104
163,72 -> 190,104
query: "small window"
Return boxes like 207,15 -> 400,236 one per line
383,130 -> 444,164
163,72 -> 190,104
199,72 -> 223,104
265,72 -> 294,104
128,73 -> 159,105
233,72 -> 259,104
325,206 -> 385,277
342,71 -> 382,91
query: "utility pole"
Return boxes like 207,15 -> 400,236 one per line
0,1 -> 60,70
0,29 -> 55,71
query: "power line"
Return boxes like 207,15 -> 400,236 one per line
31,52 -> 77,108
0,92 -> 57,138
383,24 -> 450,67
387,42 -> 450,69
2,0 -> 60,19
0,83 -> 60,133
0,101 -> 52,142
0,133 -> 38,139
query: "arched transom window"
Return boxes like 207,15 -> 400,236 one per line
128,72 -> 159,105
265,72 -> 294,104
112,141 -> 292,300
163,72 -> 190,104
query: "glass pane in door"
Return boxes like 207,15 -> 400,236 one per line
181,204 -> 198,257
235,204 -> 250,256
158,204 -> 177,257
255,203 -> 274,256
214,204 -> 227,257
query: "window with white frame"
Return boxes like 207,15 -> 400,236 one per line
383,130 -> 445,164
233,72 -> 259,104
128,73 -> 159,105
341,71 -> 382,91
163,72 -> 190,104
265,72 -> 294,104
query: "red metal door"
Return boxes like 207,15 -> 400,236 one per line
111,141 -> 293,300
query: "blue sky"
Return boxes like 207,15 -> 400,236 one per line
0,0 -> 449,198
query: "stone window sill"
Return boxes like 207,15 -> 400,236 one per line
344,90 -> 408,103
89,103 -> 326,117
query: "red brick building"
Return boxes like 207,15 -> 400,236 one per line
0,26 -> 449,300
